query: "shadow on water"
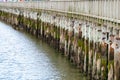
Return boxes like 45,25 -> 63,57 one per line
0,22 -> 86,80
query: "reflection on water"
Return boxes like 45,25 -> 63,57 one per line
0,22 -> 86,80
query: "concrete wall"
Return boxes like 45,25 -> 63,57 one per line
0,0 -> 120,23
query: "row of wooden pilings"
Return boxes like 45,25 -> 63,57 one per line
0,9 -> 120,80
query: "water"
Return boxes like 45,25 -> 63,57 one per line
0,22 -> 86,80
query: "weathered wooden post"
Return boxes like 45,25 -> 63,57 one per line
114,23 -> 120,80
83,18 -> 88,75
68,17 -> 74,60
56,16 -> 60,51
106,23 -> 110,80
36,12 -> 39,38
88,21 -> 93,78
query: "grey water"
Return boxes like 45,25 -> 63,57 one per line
0,22 -> 86,80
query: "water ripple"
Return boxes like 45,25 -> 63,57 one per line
0,22 -> 86,80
